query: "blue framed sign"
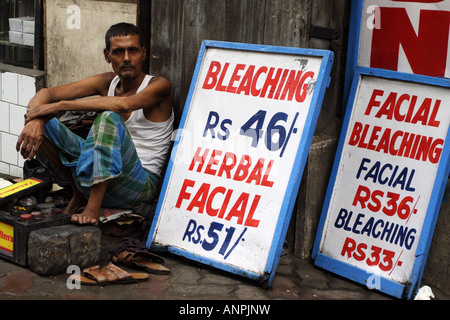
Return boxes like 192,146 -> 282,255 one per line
313,67 -> 450,299
344,0 -> 450,106
146,41 -> 334,285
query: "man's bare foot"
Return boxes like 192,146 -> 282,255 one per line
71,207 -> 99,226
64,193 -> 87,215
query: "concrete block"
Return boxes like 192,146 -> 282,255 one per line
28,224 -> 101,276
292,137 -> 338,259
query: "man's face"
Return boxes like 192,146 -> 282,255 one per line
104,34 -> 146,79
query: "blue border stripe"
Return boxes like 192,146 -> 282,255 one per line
315,253 -> 405,298
343,0 -> 363,108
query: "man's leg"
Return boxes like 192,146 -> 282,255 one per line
74,112 -> 157,223
39,137 -> 87,214
71,180 -> 108,225
44,112 -> 157,226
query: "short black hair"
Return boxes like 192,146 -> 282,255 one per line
105,22 -> 144,51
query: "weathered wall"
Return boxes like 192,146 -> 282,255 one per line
45,0 -> 137,87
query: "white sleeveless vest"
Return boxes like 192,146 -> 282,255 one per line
108,75 -> 174,177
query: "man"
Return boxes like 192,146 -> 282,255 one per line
16,23 -> 174,226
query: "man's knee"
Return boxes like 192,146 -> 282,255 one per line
94,111 -> 123,125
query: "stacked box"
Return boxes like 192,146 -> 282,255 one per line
8,17 -> 35,47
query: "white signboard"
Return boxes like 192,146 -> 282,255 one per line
313,68 -> 450,299
147,41 -> 334,285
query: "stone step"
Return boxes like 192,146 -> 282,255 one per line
27,224 -> 101,276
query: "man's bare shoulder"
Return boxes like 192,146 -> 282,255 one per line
95,72 -> 117,93
147,76 -> 172,96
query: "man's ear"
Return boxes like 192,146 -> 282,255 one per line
141,46 -> 147,61
104,49 -> 111,63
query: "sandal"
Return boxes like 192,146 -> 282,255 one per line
69,262 -> 149,286
112,251 -> 170,275
110,237 -> 148,254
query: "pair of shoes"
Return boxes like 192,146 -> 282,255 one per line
23,158 -> 53,185
112,251 -> 170,275
110,237 -> 170,275
68,262 -> 148,286
23,158 -> 69,187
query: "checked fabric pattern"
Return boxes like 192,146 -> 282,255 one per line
44,111 -> 157,209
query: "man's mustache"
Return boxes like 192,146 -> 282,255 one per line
120,64 -> 136,70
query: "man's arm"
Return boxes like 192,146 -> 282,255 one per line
25,75 -> 172,123
16,72 -> 114,160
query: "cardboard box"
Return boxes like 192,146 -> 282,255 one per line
23,33 -> 34,47
9,31 -> 23,45
8,17 -> 35,33
23,20 -> 35,34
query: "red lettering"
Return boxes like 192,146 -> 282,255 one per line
371,7 -> 450,77
295,71 -> 314,103
233,155 -> 251,181
251,67 -> 268,96
217,152 -> 237,179
202,61 -> 221,90
244,195 -> 261,227
394,94 -> 409,122
279,70 -> 303,101
206,186 -> 226,217
216,62 -> 230,91
176,179 -> 196,208
204,150 -> 222,175
261,160 -> 275,188
186,183 -> 210,213
341,237 -> 357,258
365,89 -> 384,116
226,64 -> 246,93
375,92 -> 397,119
225,192 -> 249,225
261,68 -> 283,99
352,185 -> 370,209
348,122 -> 363,146
236,65 -> 255,95
246,158 -> 265,185
189,147 -> 210,172
428,100 -> 441,127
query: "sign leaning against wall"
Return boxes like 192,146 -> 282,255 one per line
146,41 -> 334,286
313,68 -> 450,299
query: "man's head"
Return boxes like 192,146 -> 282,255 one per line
105,22 -> 144,51
104,23 -> 146,79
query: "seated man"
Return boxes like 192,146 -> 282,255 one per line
16,22 -> 174,226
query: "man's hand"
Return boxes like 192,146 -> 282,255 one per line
16,118 -> 46,160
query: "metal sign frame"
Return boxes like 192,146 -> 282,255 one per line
313,67 -> 450,299
146,40 -> 334,286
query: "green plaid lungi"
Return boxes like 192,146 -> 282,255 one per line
44,111 -> 158,209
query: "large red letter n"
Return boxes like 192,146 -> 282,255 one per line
370,7 -> 450,77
